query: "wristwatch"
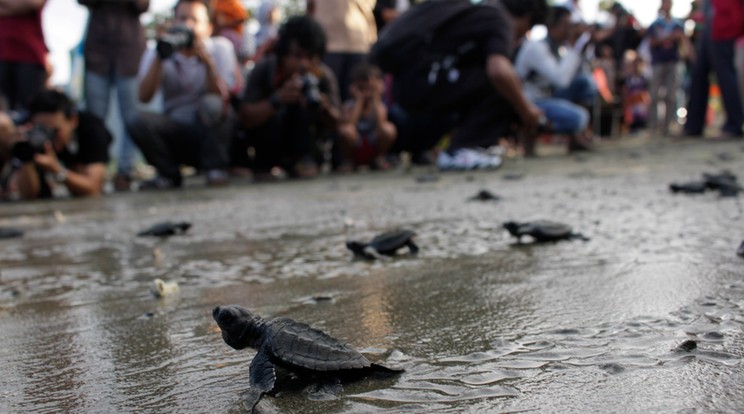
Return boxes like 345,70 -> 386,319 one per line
54,167 -> 68,183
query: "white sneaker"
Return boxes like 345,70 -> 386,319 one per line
440,148 -> 502,170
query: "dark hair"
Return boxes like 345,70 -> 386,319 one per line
499,0 -> 549,26
274,16 -> 327,58
351,62 -> 382,82
28,89 -> 76,118
174,0 -> 212,16
546,5 -> 572,28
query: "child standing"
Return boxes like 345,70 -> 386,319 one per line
646,0 -> 689,136
337,64 -> 397,171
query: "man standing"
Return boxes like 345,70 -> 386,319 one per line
78,0 -> 149,191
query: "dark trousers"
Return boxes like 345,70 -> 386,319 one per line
394,64 -> 515,151
324,52 -> 366,102
685,30 -> 744,136
0,61 -> 46,112
128,110 -> 229,185
246,104 -> 321,172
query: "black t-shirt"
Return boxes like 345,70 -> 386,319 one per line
243,54 -> 341,109
57,111 -> 112,167
430,2 -> 514,64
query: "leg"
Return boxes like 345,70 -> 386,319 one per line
648,64 -> 663,134
127,112 -> 199,186
710,39 -> 744,136
114,75 -> 143,177
684,30 -> 712,135
10,62 -> 46,112
662,62 -> 679,136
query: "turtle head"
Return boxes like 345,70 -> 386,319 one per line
502,221 -> 520,236
345,241 -> 367,257
213,305 -> 264,350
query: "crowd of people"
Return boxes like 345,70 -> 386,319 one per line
0,0 -> 742,200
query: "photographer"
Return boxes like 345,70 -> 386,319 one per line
2,89 -> 111,199
129,0 -> 238,189
238,15 -> 341,178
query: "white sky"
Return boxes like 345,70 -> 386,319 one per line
44,0 -> 694,85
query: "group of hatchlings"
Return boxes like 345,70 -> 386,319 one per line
1,175 -> 742,412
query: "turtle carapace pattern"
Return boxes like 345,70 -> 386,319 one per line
346,229 -> 419,260
137,221 -> 191,237
213,305 -> 401,411
503,220 -> 589,243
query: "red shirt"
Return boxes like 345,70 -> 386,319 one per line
712,0 -> 744,41
0,9 -> 48,66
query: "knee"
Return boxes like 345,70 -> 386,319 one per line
199,94 -> 226,126
0,112 -> 17,157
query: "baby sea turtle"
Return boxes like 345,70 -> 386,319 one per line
669,181 -> 708,194
737,240 -> 744,257
674,339 -> 697,352
346,229 -> 419,259
703,171 -> 742,196
137,221 -> 191,237
0,227 -> 24,239
503,220 -> 588,243
213,305 -> 401,411
469,189 -> 501,201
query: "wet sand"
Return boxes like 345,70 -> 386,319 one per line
1,136 -> 743,413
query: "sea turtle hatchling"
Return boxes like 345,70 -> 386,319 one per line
469,189 -> 501,201
345,229 -> 419,260
503,220 -> 589,243
213,305 -> 401,411
137,221 -> 191,237
737,240 -> 744,258
0,227 -> 24,239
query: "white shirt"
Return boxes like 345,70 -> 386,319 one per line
138,36 -> 238,124
514,39 -> 582,101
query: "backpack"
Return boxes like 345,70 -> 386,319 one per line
369,0 -> 480,74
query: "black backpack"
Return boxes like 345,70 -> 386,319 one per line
370,0 -> 480,74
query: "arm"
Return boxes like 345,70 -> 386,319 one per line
520,41 -> 582,90
240,75 -> 302,129
138,55 -> 162,103
486,55 -> 541,133
0,0 -> 44,15
64,162 -> 107,197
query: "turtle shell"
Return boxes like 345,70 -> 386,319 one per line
0,227 -> 24,239
138,221 -> 191,237
264,318 -> 371,372
369,230 -> 415,255
513,220 -> 573,241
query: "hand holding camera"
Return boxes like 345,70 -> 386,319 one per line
156,25 -> 195,60
11,124 -> 57,164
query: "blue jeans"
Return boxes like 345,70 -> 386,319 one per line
84,71 -> 141,176
553,72 -> 597,107
534,98 -> 589,134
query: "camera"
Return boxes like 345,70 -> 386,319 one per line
156,25 -> 195,60
11,124 -> 56,163
300,73 -> 322,107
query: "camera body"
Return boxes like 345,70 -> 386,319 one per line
156,25 -> 196,60
11,124 -> 57,163
300,73 -> 322,107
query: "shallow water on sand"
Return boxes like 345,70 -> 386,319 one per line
1,138 -> 743,413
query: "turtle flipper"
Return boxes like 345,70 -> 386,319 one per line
406,240 -> 419,255
242,350 -> 276,412
570,233 -> 591,242
363,246 -> 390,261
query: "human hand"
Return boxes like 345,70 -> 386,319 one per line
276,75 -> 303,105
33,141 -> 63,174
519,104 -> 544,136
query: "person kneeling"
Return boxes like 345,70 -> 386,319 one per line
3,89 -> 111,200
337,64 -> 396,172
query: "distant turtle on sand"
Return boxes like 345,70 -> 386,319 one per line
503,220 -> 589,243
469,189 -> 501,201
737,240 -> 744,258
213,305 -> 402,412
669,181 -> 708,194
137,221 -> 191,237
0,227 -> 24,239
346,229 -> 419,259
